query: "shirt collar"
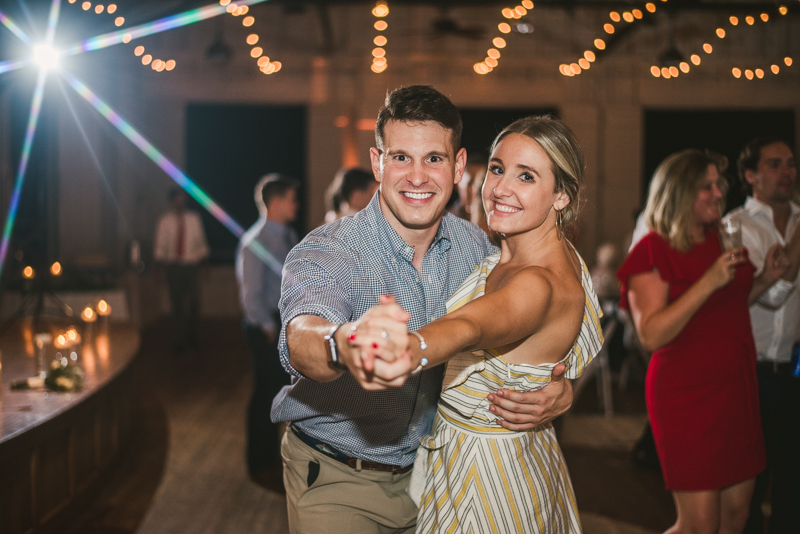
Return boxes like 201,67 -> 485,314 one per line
364,190 -> 451,262
743,196 -> 800,221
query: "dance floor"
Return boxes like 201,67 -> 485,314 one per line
66,319 -> 675,534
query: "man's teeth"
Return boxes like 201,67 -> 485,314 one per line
404,192 -> 434,199
495,204 -> 521,213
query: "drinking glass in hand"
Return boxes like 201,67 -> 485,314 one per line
720,220 -> 742,252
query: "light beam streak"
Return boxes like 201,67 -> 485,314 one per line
0,70 -> 48,279
0,9 -> 31,44
55,77 -> 132,238
63,0 -> 268,56
45,0 -> 62,45
0,59 -> 29,75
64,73 -> 283,275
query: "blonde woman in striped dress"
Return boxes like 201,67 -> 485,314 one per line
352,116 -> 604,533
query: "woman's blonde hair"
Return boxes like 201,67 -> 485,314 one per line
643,149 -> 728,252
490,115 -> 585,230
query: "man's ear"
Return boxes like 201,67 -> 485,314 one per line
369,147 -> 383,183
453,147 -> 467,185
744,168 -> 758,186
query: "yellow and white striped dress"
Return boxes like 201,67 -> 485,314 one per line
411,251 -> 604,534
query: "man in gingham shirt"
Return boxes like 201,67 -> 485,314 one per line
272,86 -> 574,533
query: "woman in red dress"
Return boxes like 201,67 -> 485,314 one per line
618,149 -> 786,533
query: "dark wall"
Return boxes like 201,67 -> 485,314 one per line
186,104 -> 306,263
460,107 -> 559,161
643,109 -> 796,213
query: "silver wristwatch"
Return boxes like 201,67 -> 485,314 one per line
324,324 -> 347,370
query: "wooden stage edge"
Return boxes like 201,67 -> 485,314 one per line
0,321 -> 142,534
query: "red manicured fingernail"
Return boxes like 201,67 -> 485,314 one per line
372,343 -> 378,349
349,334 -> 356,341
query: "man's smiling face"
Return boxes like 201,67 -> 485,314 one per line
371,120 -> 465,234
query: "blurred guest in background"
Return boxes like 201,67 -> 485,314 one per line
154,188 -> 209,353
322,167 -> 378,224
590,242 -> 621,301
725,137 -> 800,533
618,149 -> 785,533
236,173 -> 300,492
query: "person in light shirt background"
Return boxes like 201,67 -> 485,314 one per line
723,136 -> 800,533
153,188 -> 210,353
236,173 -> 300,493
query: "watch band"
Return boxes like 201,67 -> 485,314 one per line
324,323 -> 347,370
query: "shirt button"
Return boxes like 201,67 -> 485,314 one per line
420,394 -> 426,399
405,247 -> 411,253
416,277 -> 420,283
411,426 -> 417,432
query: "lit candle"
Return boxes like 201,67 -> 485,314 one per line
82,306 -> 97,323
54,334 -> 71,350
97,299 -> 112,316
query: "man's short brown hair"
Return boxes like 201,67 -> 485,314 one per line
374,85 -> 462,154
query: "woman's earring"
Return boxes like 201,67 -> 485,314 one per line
556,209 -> 563,240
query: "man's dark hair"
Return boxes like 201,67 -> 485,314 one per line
337,168 -> 375,210
738,136 -> 790,195
255,173 -> 299,211
375,85 -> 463,153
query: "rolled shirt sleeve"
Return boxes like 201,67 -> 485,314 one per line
278,237 -> 354,377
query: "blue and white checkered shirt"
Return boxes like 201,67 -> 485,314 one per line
272,193 -> 496,466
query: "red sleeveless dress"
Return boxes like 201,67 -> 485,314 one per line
618,230 -> 765,491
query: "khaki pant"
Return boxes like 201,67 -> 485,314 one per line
281,429 -> 417,534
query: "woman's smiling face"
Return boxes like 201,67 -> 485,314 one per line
483,133 -> 569,236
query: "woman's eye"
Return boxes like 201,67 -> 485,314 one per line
520,173 -> 534,182
489,165 -> 503,175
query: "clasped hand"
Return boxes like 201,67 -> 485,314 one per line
344,296 -> 417,390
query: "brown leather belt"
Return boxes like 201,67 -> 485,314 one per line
290,424 -> 412,474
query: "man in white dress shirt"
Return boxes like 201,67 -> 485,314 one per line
724,137 -> 800,533
236,174 -> 299,492
154,188 -> 210,352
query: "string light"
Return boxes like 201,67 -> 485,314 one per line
562,3 -> 655,77
697,8 -> 795,81
67,1 -> 176,72
371,2 -> 389,73
474,4 -> 535,75
372,1 -> 388,17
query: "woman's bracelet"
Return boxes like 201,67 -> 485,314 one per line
410,331 -> 428,375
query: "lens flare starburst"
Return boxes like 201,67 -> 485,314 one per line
0,0 -> 280,280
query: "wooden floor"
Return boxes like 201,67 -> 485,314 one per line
67,319 -> 675,534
